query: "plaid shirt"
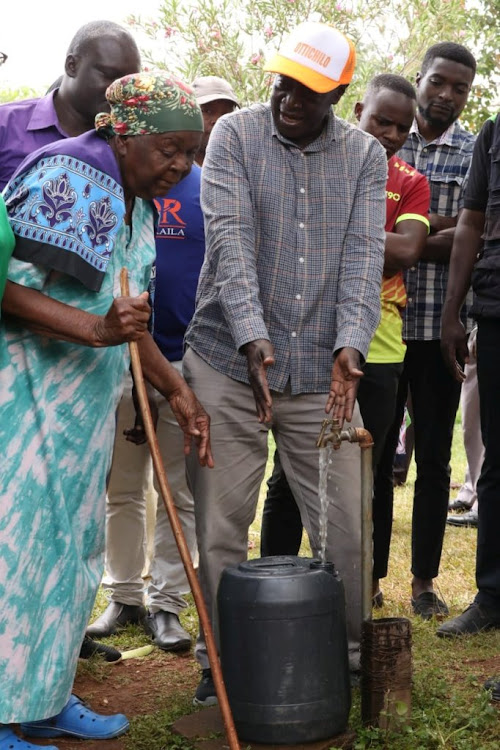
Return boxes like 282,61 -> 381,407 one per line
398,119 -> 476,340
185,103 -> 387,395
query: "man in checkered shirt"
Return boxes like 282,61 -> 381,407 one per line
183,22 -> 387,706
388,42 -> 477,620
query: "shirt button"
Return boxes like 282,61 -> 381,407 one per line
300,188 -> 305,194
299,257 -> 305,263
410,266 -> 416,271
299,222 -> 305,228
407,297 -> 413,303
296,294 -> 301,300
291,331 -> 297,337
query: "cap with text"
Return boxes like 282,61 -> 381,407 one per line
264,21 -> 356,93
191,76 -> 240,107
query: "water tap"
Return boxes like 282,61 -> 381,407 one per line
316,417 -> 374,450
316,417 -> 342,449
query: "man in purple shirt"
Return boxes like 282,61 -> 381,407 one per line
0,20 -> 140,190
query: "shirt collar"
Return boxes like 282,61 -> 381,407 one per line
408,117 -> 462,147
271,106 -> 337,152
26,90 -> 67,136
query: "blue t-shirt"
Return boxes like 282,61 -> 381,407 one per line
152,165 -> 205,361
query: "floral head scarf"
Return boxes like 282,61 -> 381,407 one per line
95,72 -> 203,136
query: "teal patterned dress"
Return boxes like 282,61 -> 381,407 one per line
0,133 -> 155,722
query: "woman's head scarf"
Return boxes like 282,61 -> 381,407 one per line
4,72 -> 204,293
95,72 -> 203,136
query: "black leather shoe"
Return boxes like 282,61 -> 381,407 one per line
411,592 -> 449,620
145,611 -> 191,652
446,509 -> 478,527
86,601 -> 147,638
437,603 -> 500,638
484,677 -> 500,701
372,591 -> 384,609
448,498 -> 471,512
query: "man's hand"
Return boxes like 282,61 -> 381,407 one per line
93,292 -> 151,346
429,214 -> 456,234
325,347 -> 363,426
124,381 -> 159,445
441,316 -> 468,382
241,339 -> 275,422
168,385 -> 214,468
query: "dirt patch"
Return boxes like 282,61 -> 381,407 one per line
448,653 -> 500,686
19,649 -> 199,750
16,649 -> 500,749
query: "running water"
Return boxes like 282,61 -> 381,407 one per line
318,443 -> 334,562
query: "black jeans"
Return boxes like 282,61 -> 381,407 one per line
358,363 -> 403,579
379,339 -> 461,581
260,362 -> 403,569
475,318 -> 500,610
260,450 -> 302,557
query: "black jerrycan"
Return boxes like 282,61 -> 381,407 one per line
217,555 -> 351,744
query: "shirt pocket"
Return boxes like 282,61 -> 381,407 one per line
485,145 -> 500,242
430,173 -> 465,216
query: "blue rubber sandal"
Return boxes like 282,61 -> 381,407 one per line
20,695 -> 129,740
0,727 -> 58,750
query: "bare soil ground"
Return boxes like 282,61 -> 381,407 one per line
19,649 -> 199,750
18,649 -> 500,750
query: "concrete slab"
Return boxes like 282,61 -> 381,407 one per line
172,706 -> 356,749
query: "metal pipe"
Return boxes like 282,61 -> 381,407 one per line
359,443 -> 374,623
316,419 -> 374,622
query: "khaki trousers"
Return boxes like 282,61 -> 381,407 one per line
456,327 -> 483,512
105,366 -> 197,613
184,348 -> 363,670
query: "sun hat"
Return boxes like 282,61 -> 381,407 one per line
95,72 -> 203,136
264,21 -> 356,94
191,76 -> 240,107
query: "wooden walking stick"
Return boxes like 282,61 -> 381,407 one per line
120,268 -> 240,750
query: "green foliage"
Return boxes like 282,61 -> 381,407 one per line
124,704 -> 196,750
349,679 -> 499,749
127,0 -> 499,132
0,85 -> 43,103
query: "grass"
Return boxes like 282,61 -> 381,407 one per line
84,417 -> 500,749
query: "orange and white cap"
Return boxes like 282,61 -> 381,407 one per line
264,21 -> 356,94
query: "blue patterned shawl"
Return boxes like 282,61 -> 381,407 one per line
3,131 -> 125,292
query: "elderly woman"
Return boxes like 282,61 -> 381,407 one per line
0,73 -> 211,749
0,195 -> 14,305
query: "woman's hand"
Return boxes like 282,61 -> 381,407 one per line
93,293 -> 151,346
168,384 -> 214,468
2,282 -> 151,348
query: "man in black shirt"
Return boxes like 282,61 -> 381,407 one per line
440,113 -> 500,637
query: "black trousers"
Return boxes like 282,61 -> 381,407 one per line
358,363 -> 403,579
475,319 -> 500,610
260,362 -> 403,572
378,339 -> 462,581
